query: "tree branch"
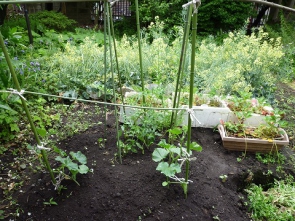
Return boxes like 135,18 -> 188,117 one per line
238,0 -> 295,13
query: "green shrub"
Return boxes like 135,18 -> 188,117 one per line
1,10 -> 77,40
194,30 -> 285,99
265,14 -> 295,82
198,0 -> 253,36
115,0 -> 253,37
29,11 -> 77,33
0,67 -> 21,141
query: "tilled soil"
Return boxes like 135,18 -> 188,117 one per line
13,121 -> 288,221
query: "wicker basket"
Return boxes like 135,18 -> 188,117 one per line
218,124 -> 289,153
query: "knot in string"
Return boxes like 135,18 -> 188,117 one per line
187,108 -> 201,125
169,175 -> 193,184
182,0 -> 201,14
7,88 -> 26,100
177,148 -> 197,167
37,143 -> 51,151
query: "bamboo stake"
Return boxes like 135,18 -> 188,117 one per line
170,6 -> 192,128
106,1 -> 122,164
0,31 -> 56,184
135,0 -> 145,104
185,5 -> 199,198
103,0 -> 108,146
108,2 -> 125,114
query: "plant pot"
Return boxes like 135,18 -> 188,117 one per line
180,104 -> 231,128
218,124 -> 289,153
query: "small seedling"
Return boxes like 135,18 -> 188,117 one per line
43,197 -> 58,206
213,215 -> 220,221
97,138 -> 106,148
219,174 -> 228,182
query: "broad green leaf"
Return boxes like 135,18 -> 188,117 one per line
70,151 -> 87,164
156,162 -> 181,177
181,147 -> 192,155
53,146 -> 67,157
10,123 -> 19,132
55,156 -> 66,164
36,128 -> 47,138
33,116 -> 42,122
170,147 -> 181,155
190,142 -> 202,152
13,35 -> 22,39
0,104 -> 17,113
156,162 -> 169,173
152,148 -> 169,162
169,127 -> 182,135
64,157 -> 79,171
169,163 -> 181,174
157,139 -> 171,149
78,165 -> 89,174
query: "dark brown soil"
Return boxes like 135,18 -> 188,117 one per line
2,82 -> 295,221
8,117 -> 290,221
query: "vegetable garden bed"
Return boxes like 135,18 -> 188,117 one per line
5,106 -> 270,220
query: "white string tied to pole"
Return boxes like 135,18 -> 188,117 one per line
177,148 -> 197,168
187,108 -> 201,125
182,0 -> 201,14
169,175 -> 193,184
53,171 -> 65,190
7,88 -> 26,101
37,142 -> 51,151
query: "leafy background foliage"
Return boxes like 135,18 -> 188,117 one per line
197,0 -> 253,35
116,0 -> 253,36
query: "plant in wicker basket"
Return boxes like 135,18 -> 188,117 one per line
218,97 -> 289,153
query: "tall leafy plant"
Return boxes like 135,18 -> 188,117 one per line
194,30 -> 285,99
0,30 -> 56,184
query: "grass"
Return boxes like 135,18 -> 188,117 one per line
246,178 -> 295,221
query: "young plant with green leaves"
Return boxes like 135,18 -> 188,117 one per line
53,146 -> 90,187
120,109 -> 169,155
152,127 -> 202,195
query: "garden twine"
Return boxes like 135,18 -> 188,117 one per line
182,0 -> 201,14
1,88 -> 205,114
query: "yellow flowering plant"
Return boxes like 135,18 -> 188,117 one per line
195,30 -> 284,98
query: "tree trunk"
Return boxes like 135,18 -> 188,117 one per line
286,0 -> 295,19
246,5 -> 270,35
0,5 -> 8,25
94,1 -> 103,29
273,0 -> 282,21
